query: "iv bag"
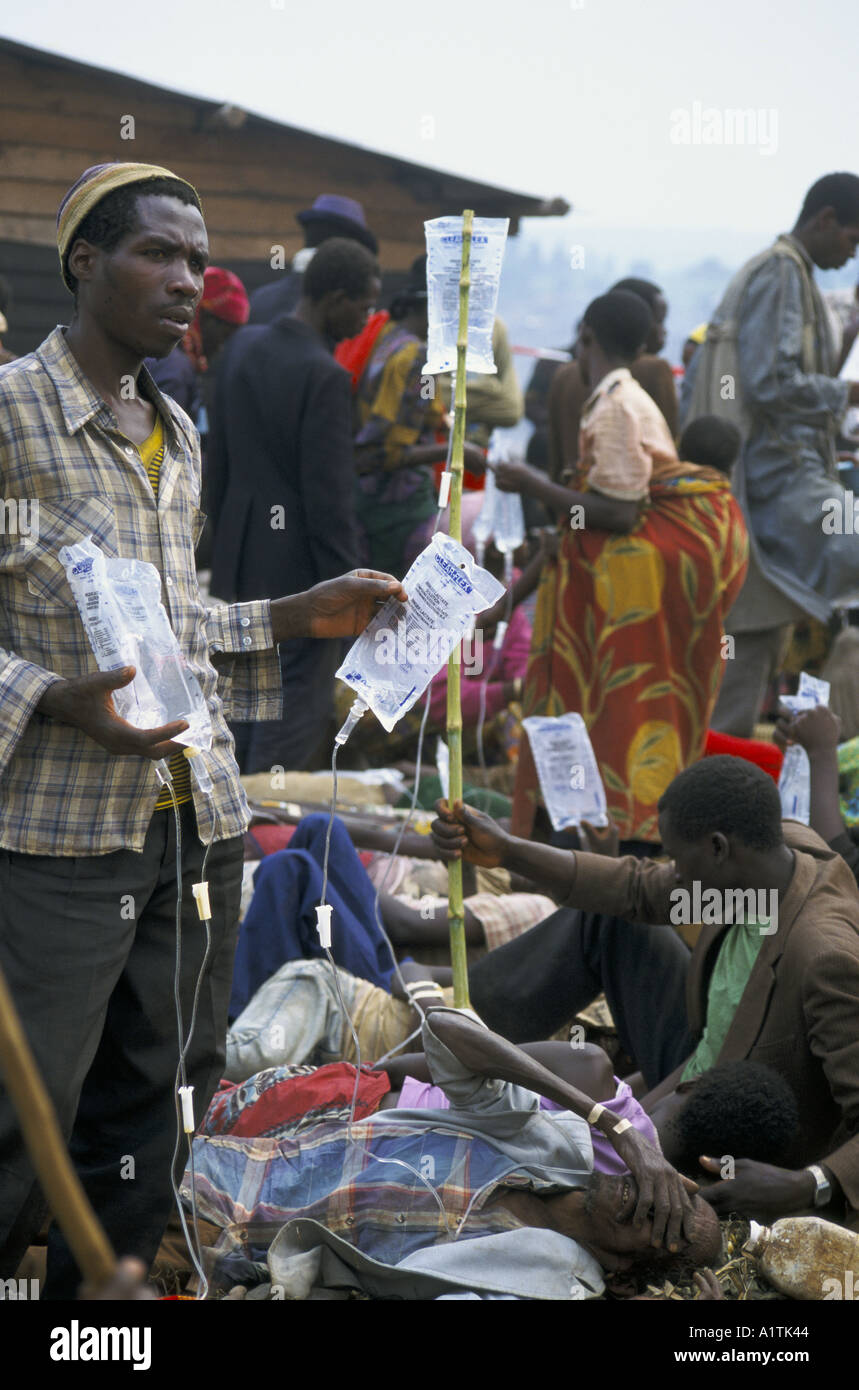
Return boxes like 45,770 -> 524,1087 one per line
336,533 -> 504,732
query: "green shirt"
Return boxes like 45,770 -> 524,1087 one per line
681,920 -> 767,1082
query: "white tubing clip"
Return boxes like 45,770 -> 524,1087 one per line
437,472 -> 452,510
315,904 -> 333,949
335,698 -> 367,747
178,1085 -> 195,1134
192,881 -> 212,921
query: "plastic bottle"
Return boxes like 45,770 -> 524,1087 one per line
744,1217 -> 859,1300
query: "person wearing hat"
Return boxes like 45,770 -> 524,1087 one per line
249,192 -> 379,326
0,161 -> 406,1296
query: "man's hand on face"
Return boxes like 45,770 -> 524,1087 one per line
431,798 -> 509,869
610,1127 -> 700,1252
37,668 -> 189,760
273,570 -> 408,642
698,1156 -> 816,1219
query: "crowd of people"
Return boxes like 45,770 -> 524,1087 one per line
1,158 -> 859,1301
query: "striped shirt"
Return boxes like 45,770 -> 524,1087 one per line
0,326 -> 282,854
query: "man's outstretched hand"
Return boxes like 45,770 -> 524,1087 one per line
431,799 -> 509,868
271,570 -> 409,643
37,668 -> 189,760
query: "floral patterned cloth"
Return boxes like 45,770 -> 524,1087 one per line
512,446 -> 749,841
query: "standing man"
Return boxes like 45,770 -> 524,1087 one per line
683,173 -> 859,736
0,162 -> 405,1297
248,193 -> 379,325
209,238 -> 381,773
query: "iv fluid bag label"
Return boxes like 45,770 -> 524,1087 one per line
336,533 -> 504,732
60,537 -> 213,751
779,670 -> 830,716
778,744 -> 811,824
423,216 -> 509,377
777,670 -> 827,825
523,712 -> 609,831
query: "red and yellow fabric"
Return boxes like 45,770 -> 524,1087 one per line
512,459 -> 749,842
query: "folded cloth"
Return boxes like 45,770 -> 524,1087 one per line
203,1062 -> 390,1138
465,891 -> 556,951
226,957 -> 449,1079
229,813 -> 397,1022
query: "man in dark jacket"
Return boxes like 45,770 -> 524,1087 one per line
248,194 -> 378,325
209,238 -> 381,772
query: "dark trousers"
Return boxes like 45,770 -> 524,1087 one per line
0,802 -> 243,1298
469,908 -> 695,1090
231,636 -> 342,774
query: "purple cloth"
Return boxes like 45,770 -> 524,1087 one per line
397,1075 -> 658,1175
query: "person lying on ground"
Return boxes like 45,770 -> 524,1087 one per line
431,754 -> 859,1229
184,1007 -> 720,1298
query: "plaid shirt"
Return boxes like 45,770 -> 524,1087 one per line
0,327 -> 282,855
183,1118 -> 533,1273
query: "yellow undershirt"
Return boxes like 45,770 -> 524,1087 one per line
137,417 -> 193,809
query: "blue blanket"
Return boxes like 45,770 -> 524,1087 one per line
229,813 -> 397,1022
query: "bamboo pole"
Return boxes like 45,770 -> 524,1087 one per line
0,960 -> 116,1288
446,208 -> 474,1009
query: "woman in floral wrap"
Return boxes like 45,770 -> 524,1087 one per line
493,292 -> 748,845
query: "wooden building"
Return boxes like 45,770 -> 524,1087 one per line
0,38 -> 568,355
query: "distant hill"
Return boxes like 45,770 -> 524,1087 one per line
497,222 -> 856,384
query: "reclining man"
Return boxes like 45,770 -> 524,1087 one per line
432,754 -> 859,1229
185,1005 -> 721,1299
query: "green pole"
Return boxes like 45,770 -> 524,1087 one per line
446,209 -> 473,1009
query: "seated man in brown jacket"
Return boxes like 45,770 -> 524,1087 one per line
431,754 -> 859,1229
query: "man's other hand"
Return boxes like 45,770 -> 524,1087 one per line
698,1155 -> 816,1219
774,703 -> 841,755
300,571 -> 408,640
431,798 -> 508,868
37,668 -> 189,760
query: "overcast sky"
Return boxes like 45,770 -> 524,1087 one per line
4,0 -> 858,243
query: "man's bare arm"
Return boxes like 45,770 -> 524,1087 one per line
428,1009 -> 698,1250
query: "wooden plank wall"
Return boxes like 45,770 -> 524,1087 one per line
0,46 -> 521,275
0,241 -> 409,357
